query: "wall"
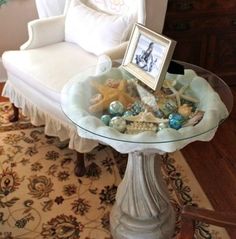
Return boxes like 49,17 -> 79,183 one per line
0,0 -> 38,81
146,0 -> 168,34
0,0 -> 38,55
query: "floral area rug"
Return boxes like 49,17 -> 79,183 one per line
0,101 -> 230,239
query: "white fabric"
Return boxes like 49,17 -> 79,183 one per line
61,68 -> 229,154
0,58 -> 7,82
86,0 -> 135,15
2,79 -> 98,153
21,16 -> 66,50
65,0 -> 135,55
2,42 -> 98,102
35,0 -> 66,18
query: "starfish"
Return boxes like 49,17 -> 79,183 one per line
89,79 -> 135,113
166,81 -> 199,107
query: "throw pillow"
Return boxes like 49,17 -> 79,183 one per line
65,0 -> 135,55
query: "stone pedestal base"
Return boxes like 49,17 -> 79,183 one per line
110,151 -> 176,239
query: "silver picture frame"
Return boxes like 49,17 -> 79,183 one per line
122,23 -> 176,91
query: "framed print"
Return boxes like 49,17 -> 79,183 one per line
122,23 -> 176,91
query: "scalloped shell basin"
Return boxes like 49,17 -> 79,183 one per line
61,66 -> 228,154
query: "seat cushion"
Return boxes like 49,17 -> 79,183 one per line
2,42 -> 98,103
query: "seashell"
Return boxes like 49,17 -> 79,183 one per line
89,93 -> 103,105
125,121 -> 158,134
178,104 -> 192,118
158,122 -> 168,131
136,83 -> 158,109
183,110 -> 205,127
105,78 -> 120,88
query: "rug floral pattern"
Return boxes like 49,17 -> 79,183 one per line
0,127 -> 228,239
0,102 -> 34,132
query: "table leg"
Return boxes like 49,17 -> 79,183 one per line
74,152 -> 86,177
9,103 -> 19,122
110,151 -> 175,239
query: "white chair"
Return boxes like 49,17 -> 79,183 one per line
2,0 -> 168,176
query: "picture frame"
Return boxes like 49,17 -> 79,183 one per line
122,23 -> 176,91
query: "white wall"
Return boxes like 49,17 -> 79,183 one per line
0,0 -> 38,54
0,0 -> 38,81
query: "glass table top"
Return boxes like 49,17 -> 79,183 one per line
61,60 -> 233,146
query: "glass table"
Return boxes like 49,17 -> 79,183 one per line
61,60 -> 233,239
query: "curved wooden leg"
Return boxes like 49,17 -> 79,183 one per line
74,152 -> 86,177
9,103 -> 19,122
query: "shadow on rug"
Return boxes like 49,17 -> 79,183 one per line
0,127 -> 229,239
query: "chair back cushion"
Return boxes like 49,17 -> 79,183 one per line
65,0 -> 137,55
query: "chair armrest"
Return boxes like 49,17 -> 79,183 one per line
102,41 -> 128,60
20,15 -> 65,50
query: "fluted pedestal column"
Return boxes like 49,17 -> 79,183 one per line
110,151 -> 175,239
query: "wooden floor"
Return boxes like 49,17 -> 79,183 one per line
0,82 -> 236,238
182,86 -> 236,238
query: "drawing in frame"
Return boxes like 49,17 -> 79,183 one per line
122,23 -> 176,91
